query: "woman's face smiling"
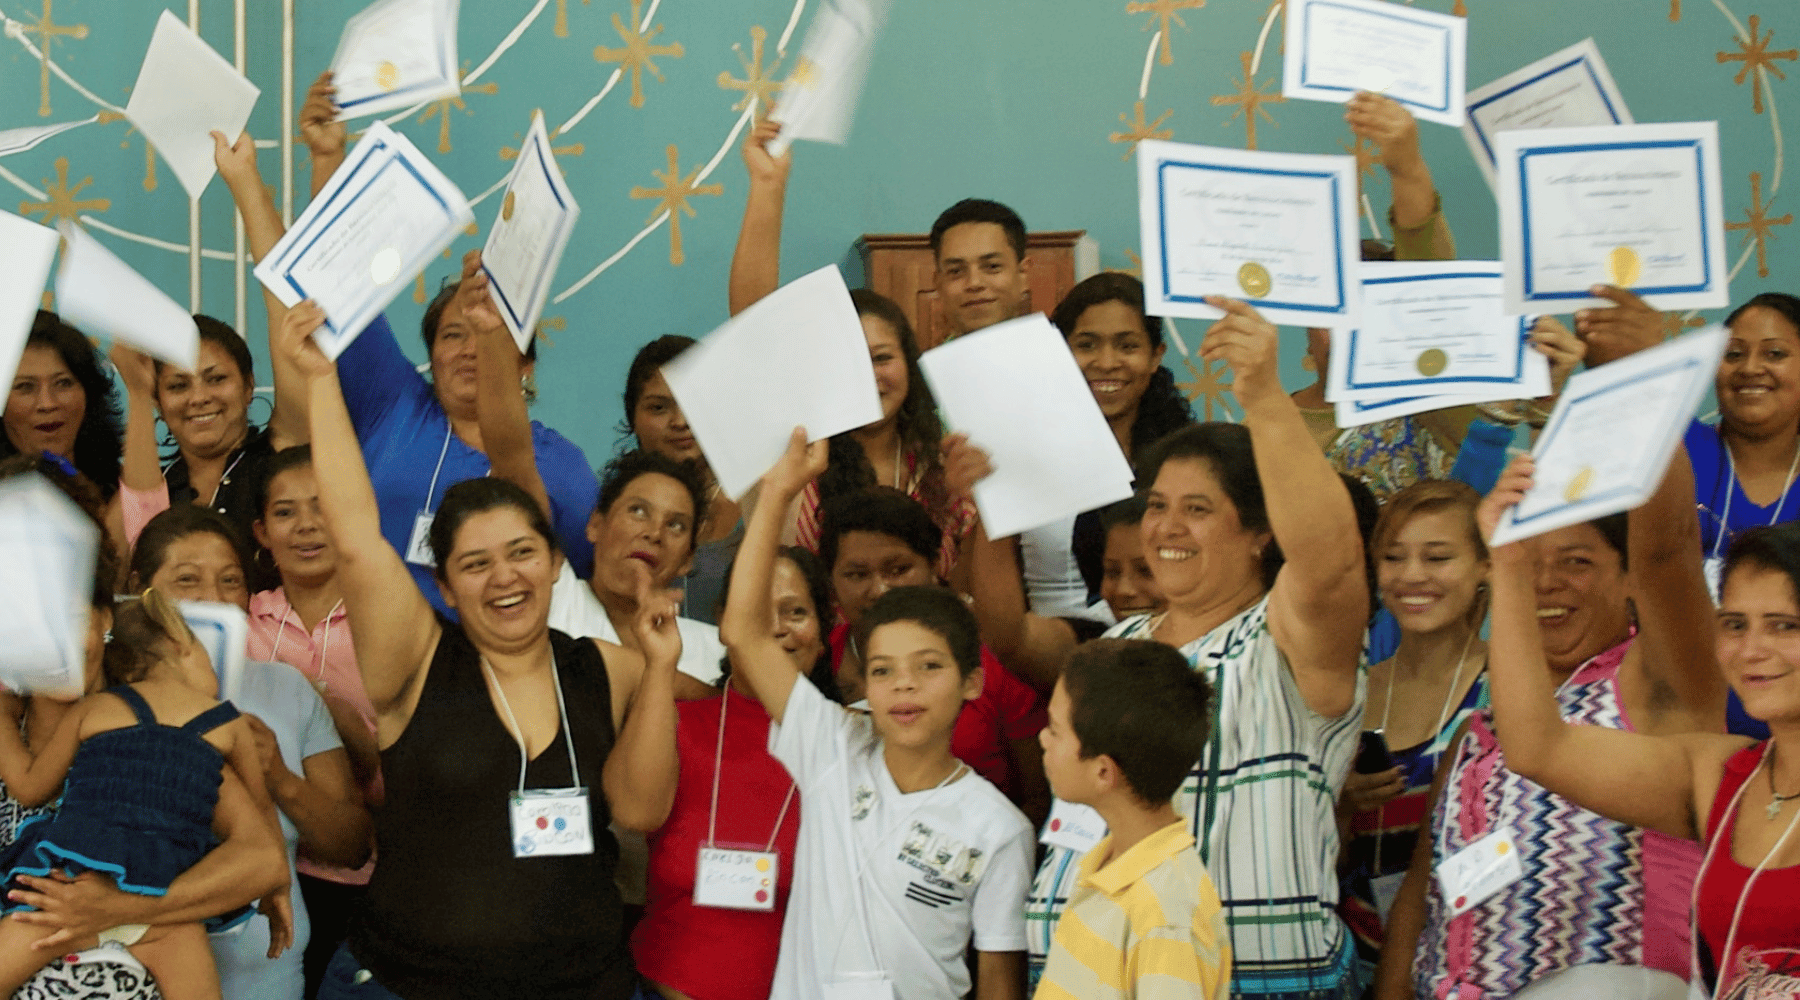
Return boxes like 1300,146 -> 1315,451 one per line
254,465 -> 336,586
146,531 -> 250,611
441,506 -> 561,652
1067,301 -> 1164,424
157,339 -> 253,462
770,557 -> 825,673
1717,563 -> 1800,726
1378,508 -> 1488,636
1717,306 -> 1800,439
6,345 -> 86,461
1100,522 -> 1163,620
1530,523 -> 1630,672
863,315 -> 909,426
1141,457 -> 1268,610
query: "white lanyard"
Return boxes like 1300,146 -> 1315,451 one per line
164,444 -> 248,509
1688,740 -> 1800,998
268,599 -> 343,691
1712,430 -> 1800,560
707,691 -> 796,852
482,652 -> 581,793
422,426 -> 454,515
1374,628 -> 1475,863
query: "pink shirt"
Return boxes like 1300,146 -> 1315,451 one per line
248,587 -> 379,886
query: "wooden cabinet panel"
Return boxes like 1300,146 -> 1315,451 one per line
856,230 -> 1086,350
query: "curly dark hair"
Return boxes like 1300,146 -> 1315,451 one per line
1050,273 -> 1193,466
596,448 -> 710,541
1,312 -> 123,498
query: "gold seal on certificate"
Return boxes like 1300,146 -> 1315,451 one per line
1237,262 -> 1273,298
1564,467 -> 1594,502
370,247 -> 402,286
502,191 -> 517,222
1416,348 -> 1448,377
1607,246 -> 1641,288
375,60 -> 400,92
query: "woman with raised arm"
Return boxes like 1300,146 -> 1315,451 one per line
283,294 -> 681,1000
1023,296 -> 1369,998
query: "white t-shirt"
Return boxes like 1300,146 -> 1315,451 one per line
547,560 -> 726,685
767,678 -> 1034,1000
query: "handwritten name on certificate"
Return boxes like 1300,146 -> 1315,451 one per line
1283,0 -> 1467,127
1499,122 -> 1729,315
1489,325 -> 1726,547
1462,38 -> 1632,189
1330,262 -> 1547,404
1136,140 -> 1360,329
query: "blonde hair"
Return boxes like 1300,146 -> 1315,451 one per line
103,588 -> 196,686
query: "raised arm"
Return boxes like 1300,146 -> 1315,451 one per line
213,129 -> 305,450
1204,298 -> 1367,717
110,344 -> 164,497
719,428 -> 828,722
727,121 -> 793,316
601,572 -> 683,832
283,302 -> 441,730
1347,93 -> 1452,259
465,252 -> 550,520
1631,440 -> 1728,720
299,71 -> 347,201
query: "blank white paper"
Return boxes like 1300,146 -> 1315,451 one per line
0,211 -> 61,392
0,474 -> 96,698
124,10 -> 260,200
55,222 -> 198,371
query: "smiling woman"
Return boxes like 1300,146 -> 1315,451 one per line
2,312 -> 122,500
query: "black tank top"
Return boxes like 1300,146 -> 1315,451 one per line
351,622 -> 635,999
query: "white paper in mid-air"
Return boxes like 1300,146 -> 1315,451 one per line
55,222 -> 199,371
0,211 -> 61,392
769,0 -> 888,157
179,600 -> 249,704
0,116 -> 100,159
919,315 -> 1134,539
1282,0 -> 1467,127
330,0 -> 462,120
1462,38 -> 1633,189
482,112 -> 580,354
0,474 -> 97,698
662,265 -> 882,501
124,10 -> 260,199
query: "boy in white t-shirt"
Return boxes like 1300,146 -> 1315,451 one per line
722,430 -> 1035,1000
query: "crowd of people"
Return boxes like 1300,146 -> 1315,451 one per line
0,62 -> 1796,1000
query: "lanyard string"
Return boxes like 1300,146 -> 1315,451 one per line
164,443 -> 249,509
422,426 -> 454,515
482,651 -> 581,793
706,691 -> 796,852
268,598 -> 343,691
1374,627 -> 1475,867
1713,429 -> 1800,560
1688,740 -> 1800,998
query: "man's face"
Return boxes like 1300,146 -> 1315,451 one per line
934,222 -> 1030,336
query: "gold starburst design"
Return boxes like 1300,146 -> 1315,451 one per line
1343,133 -> 1380,197
1127,0 -> 1204,67
1212,50 -> 1285,150
1107,250 -> 1145,279
1726,171 -> 1793,279
1662,311 -> 1706,341
631,145 -> 723,267
553,0 -> 590,38
1177,355 -> 1236,421
1670,0 -> 1682,22
719,25 -> 785,120
117,120 -> 158,193
19,0 -> 88,118
500,119 -> 586,168
20,157 -> 109,226
536,315 -> 568,347
1718,15 -> 1796,115
418,64 -> 498,154
594,0 -> 684,109
1110,101 -> 1173,160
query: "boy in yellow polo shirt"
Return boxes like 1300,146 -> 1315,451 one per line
1033,639 -> 1230,1000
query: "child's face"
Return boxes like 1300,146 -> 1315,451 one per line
1040,678 -> 1099,803
1101,523 -> 1164,620
862,620 -> 981,751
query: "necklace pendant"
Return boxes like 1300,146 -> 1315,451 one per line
1771,798 -> 1786,822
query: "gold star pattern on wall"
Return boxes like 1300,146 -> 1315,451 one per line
1727,171 -> 1793,279
20,158 -> 109,226
1107,250 -> 1144,279
594,0 -> 684,109
500,120 -> 586,167
1662,311 -> 1706,341
719,25 -> 785,120
418,64 -> 499,154
1212,50 -> 1284,150
19,0 -> 88,118
116,121 -> 159,192
1670,0 -> 1682,22
1127,0 -> 1205,67
536,315 -> 567,347
631,144 -> 723,266
1177,356 -> 1236,421
1109,101 -> 1173,160
554,0 -> 590,38
1718,14 -> 1796,115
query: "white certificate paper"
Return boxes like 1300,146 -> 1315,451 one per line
769,0 -> 888,157
255,121 -> 473,360
331,0 -> 461,120
1462,38 -> 1632,190
661,266 -> 882,501
0,211 -> 59,393
124,10 -> 260,200
179,600 -> 248,705
0,473 -> 96,698
0,116 -> 99,159
55,222 -> 200,371
918,315 -> 1135,539
1137,140 -> 1360,328
1329,261 -> 1549,404
1282,0 -> 1467,127
482,112 -> 579,354
1499,122 -> 1729,315
1489,325 -> 1726,547
1335,391 -> 1490,430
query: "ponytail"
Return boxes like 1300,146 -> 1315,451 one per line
104,588 -> 195,686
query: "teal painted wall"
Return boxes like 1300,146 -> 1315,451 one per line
3,0 -> 1791,461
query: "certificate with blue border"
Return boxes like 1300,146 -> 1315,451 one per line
178,601 -> 248,706
330,0 -> 461,120
1136,140 -> 1360,329
1334,391 -> 1489,430
1329,261 -> 1549,405
1498,122 -> 1729,315
482,111 -> 581,354
1490,325 -> 1726,546
1282,0 -> 1467,127
255,121 -> 472,360
1461,38 -> 1632,190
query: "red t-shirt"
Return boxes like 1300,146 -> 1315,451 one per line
1696,743 -> 1800,995
828,621 -> 1047,802
632,687 -> 800,1000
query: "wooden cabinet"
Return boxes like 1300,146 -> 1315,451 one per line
856,230 -> 1086,350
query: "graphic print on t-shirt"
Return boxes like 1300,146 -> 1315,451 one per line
897,820 -> 991,910
1723,946 -> 1800,999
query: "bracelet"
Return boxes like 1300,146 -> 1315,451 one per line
1524,402 -> 1555,428
1475,401 -> 1525,427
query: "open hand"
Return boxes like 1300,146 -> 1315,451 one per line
7,870 -> 135,949
453,250 -> 507,341
1527,316 -> 1585,398
299,71 -> 346,160
1346,92 -> 1423,176
259,886 -> 294,958
107,342 -> 159,398
1575,285 -> 1663,366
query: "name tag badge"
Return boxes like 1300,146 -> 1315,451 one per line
822,973 -> 895,1000
1371,871 -> 1406,924
405,512 -> 436,567
1040,799 -> 1106,855
1436,829 -> 1523,917
509,788 -> 593,858
693,846 -> 779,911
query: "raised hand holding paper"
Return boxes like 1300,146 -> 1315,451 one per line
330,0 -> 461,120
0,474 -> 97,698
1282,0 -> 1467,127
1462,38 -> 1632,189
0,211 -> 60,392
254,120 -> 473,360
124,10 -> 260,200
1488,325 -> 1727,547
482,111 -> 580,353
1137,140 -> 1361,329
1498,121 -> 1729,315
55,222 -> 199,371
661,265 -> 880,501
918,315 -> 1133,539
768,0 -> 888,157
